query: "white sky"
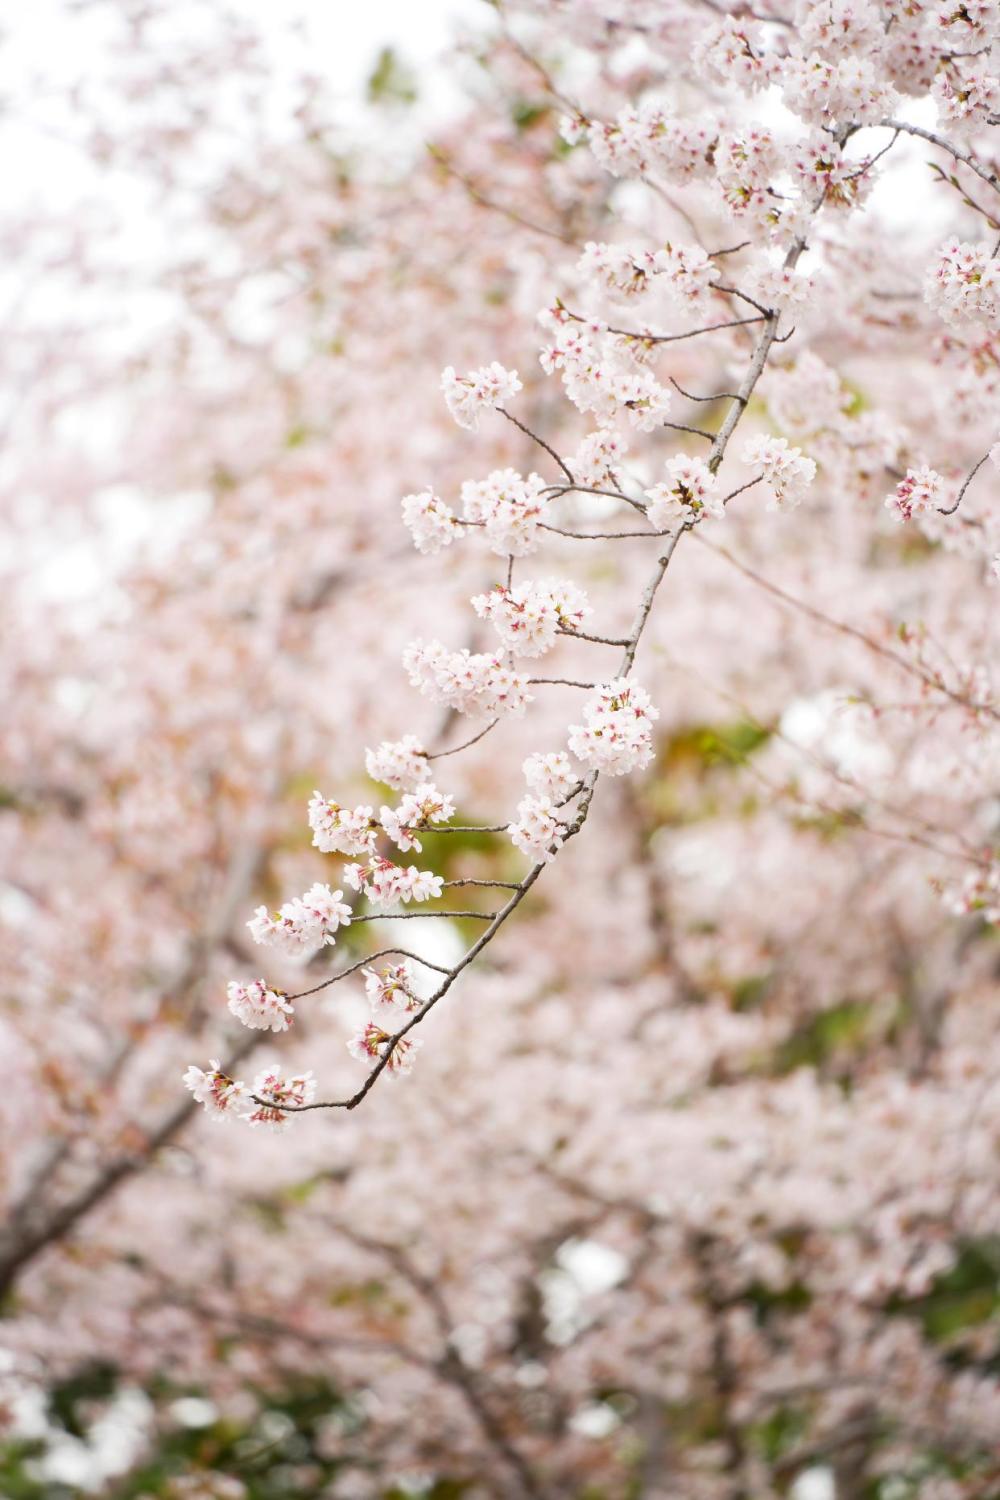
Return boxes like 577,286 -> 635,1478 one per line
1,0 -> 488,609
265,0 -> 482,91
1,0 -> 486,212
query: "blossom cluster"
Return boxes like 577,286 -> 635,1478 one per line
362,960 -> 421,1018
925,239 -> 1000,330
440,361 -> 521,430
345,960 -> 424,1077
742,434 -> 817,511
945,862 -> 1000,925
715,125 -> 791,235
932,0 -> 1000,47
578,239 -> 716,312
400,490 -> 460,554
365,734 -> 427,791
347,1022 -> 421,1076
885,465 -> 944,522
471,578 -> 591,657
538,307 -> 673,430
183,1060 -> 316,1126
577,240 -> 666,299
508,747 -> 578,863
568,428 -> 629,486
580,104 -> 718,185
379,782 -> 455,853
403,639 -> 532,718
523,750 -> 578,801
508,794 -> 565,863
226,979 -> 294,1033
308,793 -> 378,856
931,64 -> 1000,132
645,455 -> 723,528
692,15 -> 777,94
568,679 -> 659,776
247,883 -> 351,955
343,855 -> 443,909
781,52 -> 897,128
791,133 -> 873,213
243,1064 -> 318,1127
403,468 -> 551,559
460,468 -> 547,555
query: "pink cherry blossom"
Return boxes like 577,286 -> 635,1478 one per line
440,361 -> 522,430
226,979 -> 294,1033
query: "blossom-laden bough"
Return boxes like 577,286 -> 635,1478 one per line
5,2 -> 1000,1494
187,0 -> 1000,1126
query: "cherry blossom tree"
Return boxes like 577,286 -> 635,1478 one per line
3,2 -> 1000,1497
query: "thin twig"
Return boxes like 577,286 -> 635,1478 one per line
444,878 -> 522,890
938,449 -> 992,516
561,302 -> 765,345
286,948 -> 451,1001
709,281 -> 774,316
542,480 -> 648,515
348,909 -> 498,923
558,626 -> 631,646
661,419 -> 715,441
539,522 -> 665,540
670,375 -> 742,404
426,719 -> 499,760
499,406 -> 575,483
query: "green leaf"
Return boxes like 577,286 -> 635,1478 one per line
367,47 -> 418,107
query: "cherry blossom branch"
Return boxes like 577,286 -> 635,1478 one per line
844,126 -> 900,182
709,239 -> 752,256
289,867 -> 552,1112
288,310 -> 791,1111
231,177 -> 853,1118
